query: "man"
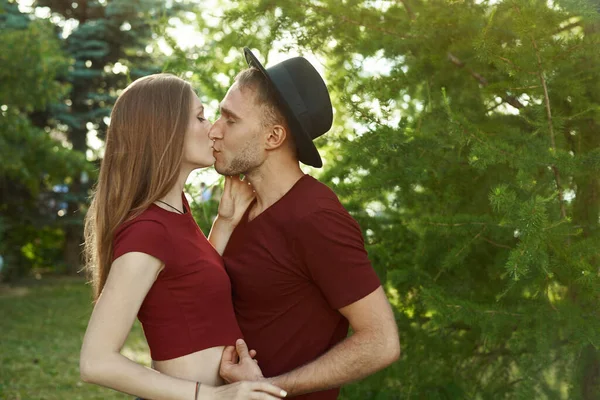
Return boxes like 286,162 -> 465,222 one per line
209,48 -> 400,399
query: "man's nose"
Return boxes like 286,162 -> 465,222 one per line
208,121 -> 222,140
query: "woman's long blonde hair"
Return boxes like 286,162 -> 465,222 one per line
84,74 -> 193,300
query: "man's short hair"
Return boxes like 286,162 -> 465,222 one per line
234,67 -> 287,128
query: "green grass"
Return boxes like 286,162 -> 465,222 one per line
0,276 -> 397,400
0,277 -> 150,399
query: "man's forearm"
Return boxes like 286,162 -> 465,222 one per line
266,329 -> 399,396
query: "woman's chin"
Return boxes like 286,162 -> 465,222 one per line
187,157 -> 216,170
201,154 -> 217,167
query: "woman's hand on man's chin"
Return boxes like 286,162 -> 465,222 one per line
217,176 -> 255,226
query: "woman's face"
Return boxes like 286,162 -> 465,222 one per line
182,90 -> 215,169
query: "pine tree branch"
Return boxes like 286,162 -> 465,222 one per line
543,219 -> 570,231
530,34 -> 567,219
498,351 -> 564,393
455,226 -> 486,258
551,44 -> 585,62
531,42 -> 557,149
318,3 -> 527,114
502,95 -> 526,110
447,52 -> 525,109
460,125 -> 516,158
423,222 -> 489,227
435,227 -> 487,281
475,345 -> 531,360
554,21 -> 582,35
496,55 -> 519,68
445,305 -> 523,317
447,52 -> 489,86
308,4 -> 408,39
512,2 -> 568,221
486,102 -> 504,113
397,0 -> 415,20
508,85 -> 541,91
482,236 -> 513,249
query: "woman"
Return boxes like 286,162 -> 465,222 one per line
80,74 -> 286,400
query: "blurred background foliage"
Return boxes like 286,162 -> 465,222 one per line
1,0 -> 600,398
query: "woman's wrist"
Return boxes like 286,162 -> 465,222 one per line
196,383 -> 214,400
195,382 -> 201,400
214,213 -> 239,229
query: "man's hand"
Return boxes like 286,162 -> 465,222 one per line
220,339 -> 264,384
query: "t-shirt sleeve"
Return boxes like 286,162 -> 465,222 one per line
113,220 -> 171,264
293,205 -> 381,310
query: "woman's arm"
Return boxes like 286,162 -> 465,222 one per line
80,251 -> 285,400
208,176 -> 254,255
80,252 -> 198,399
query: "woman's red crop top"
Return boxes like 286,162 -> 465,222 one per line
112,194 -> 243,361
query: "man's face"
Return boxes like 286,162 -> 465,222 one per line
209,82 -> 266,176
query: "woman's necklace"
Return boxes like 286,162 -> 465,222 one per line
155,199 -> 185,214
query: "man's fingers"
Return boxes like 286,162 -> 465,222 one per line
249,349 -> 257,358
221,345 -> 236,364
236,338 -> 252,360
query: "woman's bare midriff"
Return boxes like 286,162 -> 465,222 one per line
153,345 -> 226,386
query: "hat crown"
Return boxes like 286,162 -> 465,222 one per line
269,57 -> 333,140
244,48 -> 333,168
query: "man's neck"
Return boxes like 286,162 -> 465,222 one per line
246,158 -> 305,219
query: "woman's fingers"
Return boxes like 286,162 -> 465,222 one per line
222,176 -> 230,196
251,381 -> 287,397
250,393 -> 285,400
214,381 -> 287,400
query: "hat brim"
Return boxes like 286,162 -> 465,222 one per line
243,47 -> 323,168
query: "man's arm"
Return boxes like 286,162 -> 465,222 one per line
223,286 -> 400,396
266,286 -> 400,396
220,207 -> 400,394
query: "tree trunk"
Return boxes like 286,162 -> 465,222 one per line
63,76 -> 88,275
63,222 -> 83,275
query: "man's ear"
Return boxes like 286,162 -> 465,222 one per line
265,124 -> 288,150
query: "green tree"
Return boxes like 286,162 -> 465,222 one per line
29,0 -> 192,273
0,0 -> 88,279
186,179 -> 221,235
179,0 -> 600,398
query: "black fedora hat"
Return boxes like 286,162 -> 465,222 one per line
243,47 -> 333,168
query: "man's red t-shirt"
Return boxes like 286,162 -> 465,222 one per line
223,175 -> 381,400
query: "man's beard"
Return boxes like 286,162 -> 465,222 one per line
216,137 -> 261,176
218,155 -> 257,176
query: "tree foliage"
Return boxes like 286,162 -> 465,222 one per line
178,0 -> 600,398
0,0 -> 88,278
0,0 -> 193,276
3,0 -> 600,397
